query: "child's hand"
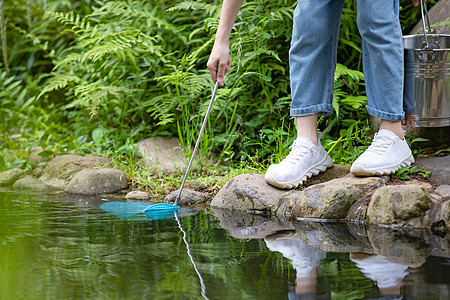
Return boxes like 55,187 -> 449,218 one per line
207,43 -> 232,86
412,0 -> 427,6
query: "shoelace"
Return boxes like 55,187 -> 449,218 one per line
366,134 -> 394,154
284,140 -> 311,163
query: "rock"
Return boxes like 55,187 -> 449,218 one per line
348,181 -> 433,224
40,155 -> 111,190
281,176 -> 387,219
32,166 -> 45,178
164,189 -> 210,205
424,200 -> 450,231
211,207 -> 294,239
429,184 -> 450,204
367,185 -> 431,228
347,221 -> 372,246
415,156 -> 450,185
402,179 -> 433,190
210,171 -> 449,231
137,137 -> 195,173
211,174 -> 295,213
65,168 -> 128,195
125,191 -> 150,201
435,184 -> 450,198
212,174 -> 387,219
411,0 -> 450,35
309,164 -> 350,182
346,193 -> 372,222
28,146 -> 43,167
12,175 -> 48,191
367,226 -> 430,268
430,193 -> 444,204
425,234 -> 450,257
0,168 -> 25,186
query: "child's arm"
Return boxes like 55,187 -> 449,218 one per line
207,0 -> 244,85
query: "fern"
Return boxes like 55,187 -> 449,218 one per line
341,95 -> 367,109
166,1 -> 218,16
40,2 -> 167,118
331,64 -> 367,120
37,74 -> 81,99
63,83 -> 131,116
89,1 -> 170,28
143,94 -> 177,126
334,63 -> 364,82
45,11 -> 92,36
53,53 -> 84,69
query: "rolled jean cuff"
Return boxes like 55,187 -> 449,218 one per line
290,104 -> 333,117
404,106 -> 415,115
366,105 -> 404,121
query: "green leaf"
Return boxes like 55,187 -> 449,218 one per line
77,135 -> 88,145
411,137 -> 430,143
38,150 -> 55,158
92,128 -> 106,145
262,75 -> 272,82
0,155 -> 7,171
10,161 -> 26,169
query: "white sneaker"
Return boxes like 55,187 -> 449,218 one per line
350,129 -> 415,176
265,134 -> 333,189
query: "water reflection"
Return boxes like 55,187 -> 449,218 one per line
175,213 -> 209,300
1,189 -> 449,299
263,232 -> 411,298
350,253 -> 408,297
265,232 -> 325,298
212,207 -> 450,299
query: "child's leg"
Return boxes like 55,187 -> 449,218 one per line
265,0 -> 344,189
351,0 -> 413,176
289,0 -> 346,123
356,0 -> 405,125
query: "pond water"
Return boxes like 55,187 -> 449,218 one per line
1,188 -> 449,300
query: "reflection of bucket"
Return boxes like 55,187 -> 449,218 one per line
403,34 -> 450,127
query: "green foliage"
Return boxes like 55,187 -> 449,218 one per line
436,147 -> 450,156
338,1 -> 362,69
400,0 -> 438,34
394,165 -> 431,180
321,253 -> 376,299
319,63 -> 369,164
0,0 -> 442,174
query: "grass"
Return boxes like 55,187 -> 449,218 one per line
109,152 -> 263,200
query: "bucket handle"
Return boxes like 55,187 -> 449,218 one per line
420,1 -> 435,49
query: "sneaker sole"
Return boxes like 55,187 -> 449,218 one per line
350,154 -> 415,177
265,156 -> 333,189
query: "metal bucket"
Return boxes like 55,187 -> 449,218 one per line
403,2 -> 450,127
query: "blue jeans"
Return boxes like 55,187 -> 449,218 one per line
289,0 -> 405,121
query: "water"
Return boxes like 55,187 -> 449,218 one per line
0,188 -> 449,299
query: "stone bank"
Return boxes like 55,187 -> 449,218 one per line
211,158 -> 450,231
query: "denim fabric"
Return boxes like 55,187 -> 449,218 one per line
289,0 -> 405,121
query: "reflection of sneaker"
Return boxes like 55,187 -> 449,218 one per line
265,134 -> 333,189
264,236 -> 325,277
350,254 -> 408,289
350,129 -> 414,176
